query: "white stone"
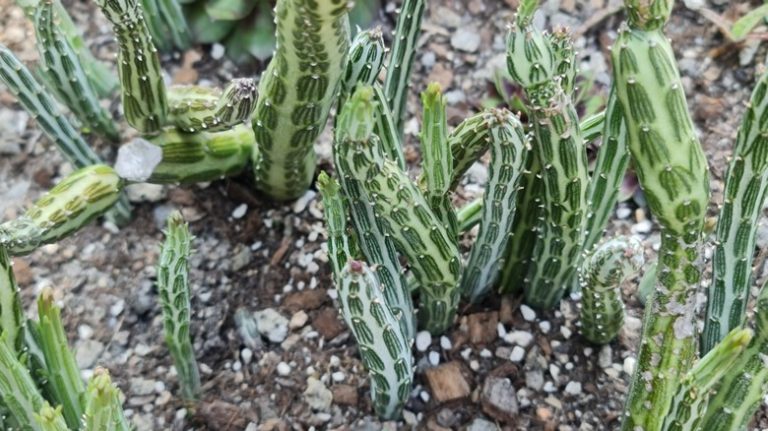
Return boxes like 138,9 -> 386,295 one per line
440,336 -> 452,350
539,321 -> 551,333
415,331 -> 432,352
276,362 -> 291,376
450,28 -> 482,52
428,351 -> 440,366
519,304 -> 536,322
232,204 -> 248,219
211,43 -> 226,60
504,330 -> 533,347
254,308 -> 289,343
623,356 -> 637,375
331,371 -> 345,382
564,381 -> 582,395
115,138 -> 163,182
509,346 -> 525,362
241,348 -> 253,365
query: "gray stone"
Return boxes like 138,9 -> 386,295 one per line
451,28 -> 481,53
481,377 -> 518,422
525,369 -> 544,391
75,339 -> 104,369
466,418 -> 499,431
303,377 -> 333,411
254,308 -> 289,343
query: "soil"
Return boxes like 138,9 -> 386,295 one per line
1,0 -> 767,430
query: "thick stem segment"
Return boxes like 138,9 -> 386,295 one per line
36,288 -> 86,429
0,165 -> 123,256
702,68 -> 768,353
0,333 -> 47,431
95,0 -> 168,133
83,368 -> 131,431
33,403 -> 68,431
461,110 -> 528,302
34,0 -> 119,141
157,212 -> 201,401
664,328 -> 752,431
251,0 -> 350,200
701,282 -> 768,430
337,260 -> 413,420
140,0 -> 191,52
339,27 -> 386,107
612,15 -> 710,428
579,235 -> 644,344
383,0 -> 426,137
0,247 -> 24,353
167,79 -> 257,133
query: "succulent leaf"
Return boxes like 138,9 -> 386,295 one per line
0,247 -> 24,353
157,211 -> 201,401
167,78 -> 258,132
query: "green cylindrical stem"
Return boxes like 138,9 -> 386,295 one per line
0,165 -> 123,256
583,89 -> 630,251
461,109 -> 529,302
84,368 -> 130,431
340,27 -> 386,107
0,247 -> 24,353
371,83 -> 406,169
612,15 -> 710,429
251,0 -> 350,200
317,172 -> 354,284
33,403 -> 68,431
665,328 -> 752,431
579,236 -> 643,344
140,0 -> 191,52
337,260 -> 413,420
701,282 -> 768,430
36,288 -> 86,429
383,0 -> 426,136
702,69 -> 768,354
95,0 -> 168,133
0,333 -> 47,431
157,212 -> 200,401
167,79 -> 257,133
34,0 -> 119,141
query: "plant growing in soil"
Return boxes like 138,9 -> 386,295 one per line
0,246 -> 129,430
157,211 -> 201,401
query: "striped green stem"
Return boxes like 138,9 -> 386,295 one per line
702,68 -> 768,354
251,0 -> 350,200
461,109 -> 528,302
383,0 -> 426,137
33,403 -> 68,431
0,333 -> 47,431
700,281 -> 768,430
0,247 -> 24,353
337,260 -> 413,420
84,368 -> 130,431
95,0 -> 168,134
578,235 -> 643,344
584,89 -> 630,251
339,27 -> 386,108
457,197 -> 482,232
36,288 -> 86,429
157,211 -> 200,401
372,83 -> 406,169
333,87 -> 413,339
318,172 -> 355,283
0,165 -> 123,256
612,8 -> 710,427
34,0 -> 119,141
418,83 -> 457,237
115,125 -> 254,184
140,0 -> 191,52
664,328 -> 752,431
167,79 -> 257,133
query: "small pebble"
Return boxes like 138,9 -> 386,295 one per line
560,326 -> 573,339
564,381 -> 582,395
241,348 -> 253,365
276,362 -> 291,376
428,351 -> 440,366
469,359 -> 480,371
231,204 -> 247,219
623,356 -> 637,375
520,304 -> 536,321
504,330 -> 533,347
415,331 -> 432,352
539,321 -> 551,333
331,371 -> 345,382
509,346 -> 525,362
440,336 -> 452,350
211,43 -> 225,60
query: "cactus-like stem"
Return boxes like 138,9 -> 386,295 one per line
337,260 -> 413,420
33,403 -> 68,431
702,68 -> 768,354
95,0 -> 168,134
340,27 -> 386,108
250,0 -> 350,200
84,368 -> 130,431
418,83 -> 457,237
318,172 -> 354,283
36,288 -> 86,429
664,328 -> 752,431
140,0 -> 191,52
157,211 -> 200,401
0,247 -> 24,353
612,10 -> 710,427
497,149 -> 542,294
700,280 -> 768,429
34,0 -> 119,141
167,79 -> 258,133
334,88 -> 413,339
551,27 -> 577,95
0,44 -> 103,168
383,0 -> 426,137
447,111 -> 494,190
115,125 -> 255,184
624,0 -> 673,31
461,110 -> 529,302
507,17 -> 590,309
583,89 -> 630,251
578,236 -> 644,344
0,165 -> 123,256
0,333 -> 46,431
371,83 -> 407,170
457,197 -> 482,232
